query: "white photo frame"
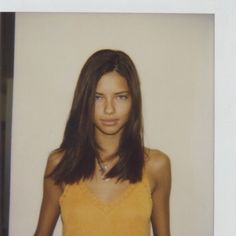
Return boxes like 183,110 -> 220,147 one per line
1,1 -> 235,236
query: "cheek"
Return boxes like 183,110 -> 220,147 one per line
118,102 -> 132,118
94,103 -> 103,114
94,105 -> 101,122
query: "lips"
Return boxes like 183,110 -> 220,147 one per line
101,119 -> 119,126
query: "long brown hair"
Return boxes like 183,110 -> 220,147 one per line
49,49 -> 144,184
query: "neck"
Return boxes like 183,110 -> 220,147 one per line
95,131 -> 121,162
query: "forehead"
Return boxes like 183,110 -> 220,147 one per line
96,71 -> 129,92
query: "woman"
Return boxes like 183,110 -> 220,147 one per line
34,49 -> 171,236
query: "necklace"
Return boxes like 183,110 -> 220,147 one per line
98,162 -> 108,175
97,158 -> 112,181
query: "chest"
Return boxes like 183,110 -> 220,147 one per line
60,178 -> 152,236
60,174 -> 152,210
84,178 -> 130,203
60,178 -> 152,224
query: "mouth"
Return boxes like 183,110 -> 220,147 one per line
101,119 -> 119,126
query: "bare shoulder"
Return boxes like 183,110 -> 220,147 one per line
45,150 -> 64,176
145,148 -> 170,172
144,148 -> 171,190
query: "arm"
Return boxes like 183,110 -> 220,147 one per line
149,151 -> 171,236
34,152 -> 63,236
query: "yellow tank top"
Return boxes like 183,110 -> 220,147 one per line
59,172 -> 152,236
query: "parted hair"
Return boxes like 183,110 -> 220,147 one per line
49,49 -> 144,184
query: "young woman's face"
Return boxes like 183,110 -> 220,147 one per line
94,71 -> 132,136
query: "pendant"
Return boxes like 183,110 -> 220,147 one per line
99,164 -> 110,181
99,164 -> 108,174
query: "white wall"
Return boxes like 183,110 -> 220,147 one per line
10,13 -> 214,236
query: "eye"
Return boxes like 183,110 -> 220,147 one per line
116,94 -> 129,100
95,94 -> 103,100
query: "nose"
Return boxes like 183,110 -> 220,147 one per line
104,98 -> 115,115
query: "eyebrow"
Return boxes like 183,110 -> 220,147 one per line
95,91 -> 130,95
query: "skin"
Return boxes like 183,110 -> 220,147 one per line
94,71 -> 132,158
34,71 -> 171,236
94,71 -> 132,137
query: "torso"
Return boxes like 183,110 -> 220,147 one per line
58,148 -> 168,236
59,165 -> 152,236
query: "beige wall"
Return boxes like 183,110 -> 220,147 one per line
10,13 -> 214,236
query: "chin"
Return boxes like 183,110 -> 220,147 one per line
95,125 -> 124,136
